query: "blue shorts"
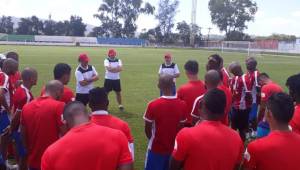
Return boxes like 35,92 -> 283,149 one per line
145,150 -> 170,170
11,131 -> 27,157
257,121 -> 270,138
249,103 -> 258,121
0,111 -> 10,134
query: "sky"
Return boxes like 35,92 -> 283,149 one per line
1,0 -> 300,36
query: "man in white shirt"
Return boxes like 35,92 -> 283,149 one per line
75,53 -> 99,105
158,53 -> 180,96
104,49 -> 124,110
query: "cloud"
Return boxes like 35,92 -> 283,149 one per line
292,10 -> 300,17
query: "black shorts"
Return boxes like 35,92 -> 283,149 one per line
231,108 -> 251,131
75,93 -> 89,106
104,79 -> 121,92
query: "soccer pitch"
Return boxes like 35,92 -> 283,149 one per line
1,45 -> 300,169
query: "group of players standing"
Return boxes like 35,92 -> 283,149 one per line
0,49 -> 299,170
144,53 -> 300,170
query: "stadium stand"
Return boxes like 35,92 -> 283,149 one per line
35,36 -> 73,43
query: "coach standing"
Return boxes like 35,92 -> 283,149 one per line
158,53 -> 180,96
104,49 -> 124,110
75,53 -> 99,106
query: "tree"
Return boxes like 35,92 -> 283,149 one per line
156,0 -> 179,43
17,18 -> 32,34
0,16 -> 14,34
43,20 -> 56,35
93,0 -> 154,38
68,16 -> 86,36
209,0 -> 257,40
55,21 -> 70,36
176,21 -> 190,46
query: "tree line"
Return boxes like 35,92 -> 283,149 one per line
0,0 -> 262,45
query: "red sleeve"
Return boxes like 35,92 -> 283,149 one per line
177,87 -> 184,100
41,148 -> 52,170
181,102 -> 188,123
191,97 -> 202,118
64,90 -> 75,103
123,123 -> 134,143
290,109 -> 300,134
118,131 -> 133,165
172,129 -> 189,161
261,86 -> 269,102
243,143 -> 257,169
13,91 -> 27,111
55,102 -> 65,127
143,102 -> 155,122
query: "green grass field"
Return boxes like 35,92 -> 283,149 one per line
0,45 -> 299,169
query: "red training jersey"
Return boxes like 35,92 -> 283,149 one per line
177,80 -> 206,124
13,85 -> 33,113
261,82 -> 283,103
230,74 -> 252,110
41,85 -> 75,104
143,96 -> 187,154
221,67 -> 230,88
244,131 -> 300,170
172,121 -> 244,170
290,104 -> 300,135
218,84 -> 232,126
247,70 -> 261,104
0,71 -> 10,110
41,123 -> 132,170
91,110 -> 134,143
9,71 -> 21,100
21,96 -> 65,169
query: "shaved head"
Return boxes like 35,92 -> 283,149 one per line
2,58 -> 18,75
158,74 -> 174,90
229,61 -> 243,76
205,70 -> 221,89
45,80 -> 64,100
246,57 -> 257,72
63,101 -> 89,128
22,67 -> 37,81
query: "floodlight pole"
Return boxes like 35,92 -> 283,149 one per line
190,0 -> 197,47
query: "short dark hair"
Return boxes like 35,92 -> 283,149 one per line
63,101 -> 88,120
53,63 -> 71,80
286,73 -> 300,98
202,88 -> 226,117
184,60 -> 198,75
258,72 -> 269,79
89,87 -> 108,106
6,51 -> 19,61
210,54 -> 223,67
267,92 -> 294,124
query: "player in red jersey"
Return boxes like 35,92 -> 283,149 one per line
229,62 -> 252,141
143,74 -> 187,170
286,73 -> 300,134
89,87 -> 134,159
41,101 -> 133,170
243,93 -> 300,170
41,63 -> 74,104
191,70 -> 232,126
177,60 -> 206,126
207,54 -> 230,87
170,89 -> 244,170
21,80 -> 66,170
6,52 -> 22,101
0,59 -> 18,169
256,73 -> 283,138
246,57 -> 260,138
10,68 -> 37,170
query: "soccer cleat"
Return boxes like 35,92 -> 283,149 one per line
119,105 -> 124,111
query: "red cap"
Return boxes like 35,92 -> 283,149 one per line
164,53 -> 172,59
78,53 -> 90,62
108,49 -> 117,57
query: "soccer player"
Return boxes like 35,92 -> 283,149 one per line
170,89 -> 244,170
104,49 -> 124,110
286,73 -> 300,134
243,93 -> 300,170
256,73 -> 283,138
158,53 -> 180,96
229,62 -> 252,141
0,59 -> 18,169
89,87 -> 134,159
41,63 -> 74,104
177,60 -> 206,126
207,54 -> 230,87
41,101 -> 133,170
11,68 -> 37,170
6,52 -> 22,99
21,80 -> 66,170
75,53 -> 99,106
143,74 -> 187,170
246,57 -> 260,137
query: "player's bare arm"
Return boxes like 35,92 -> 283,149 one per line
145,121 -> 152,140
169,157 -> 183,170
118,163 -> 133,170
